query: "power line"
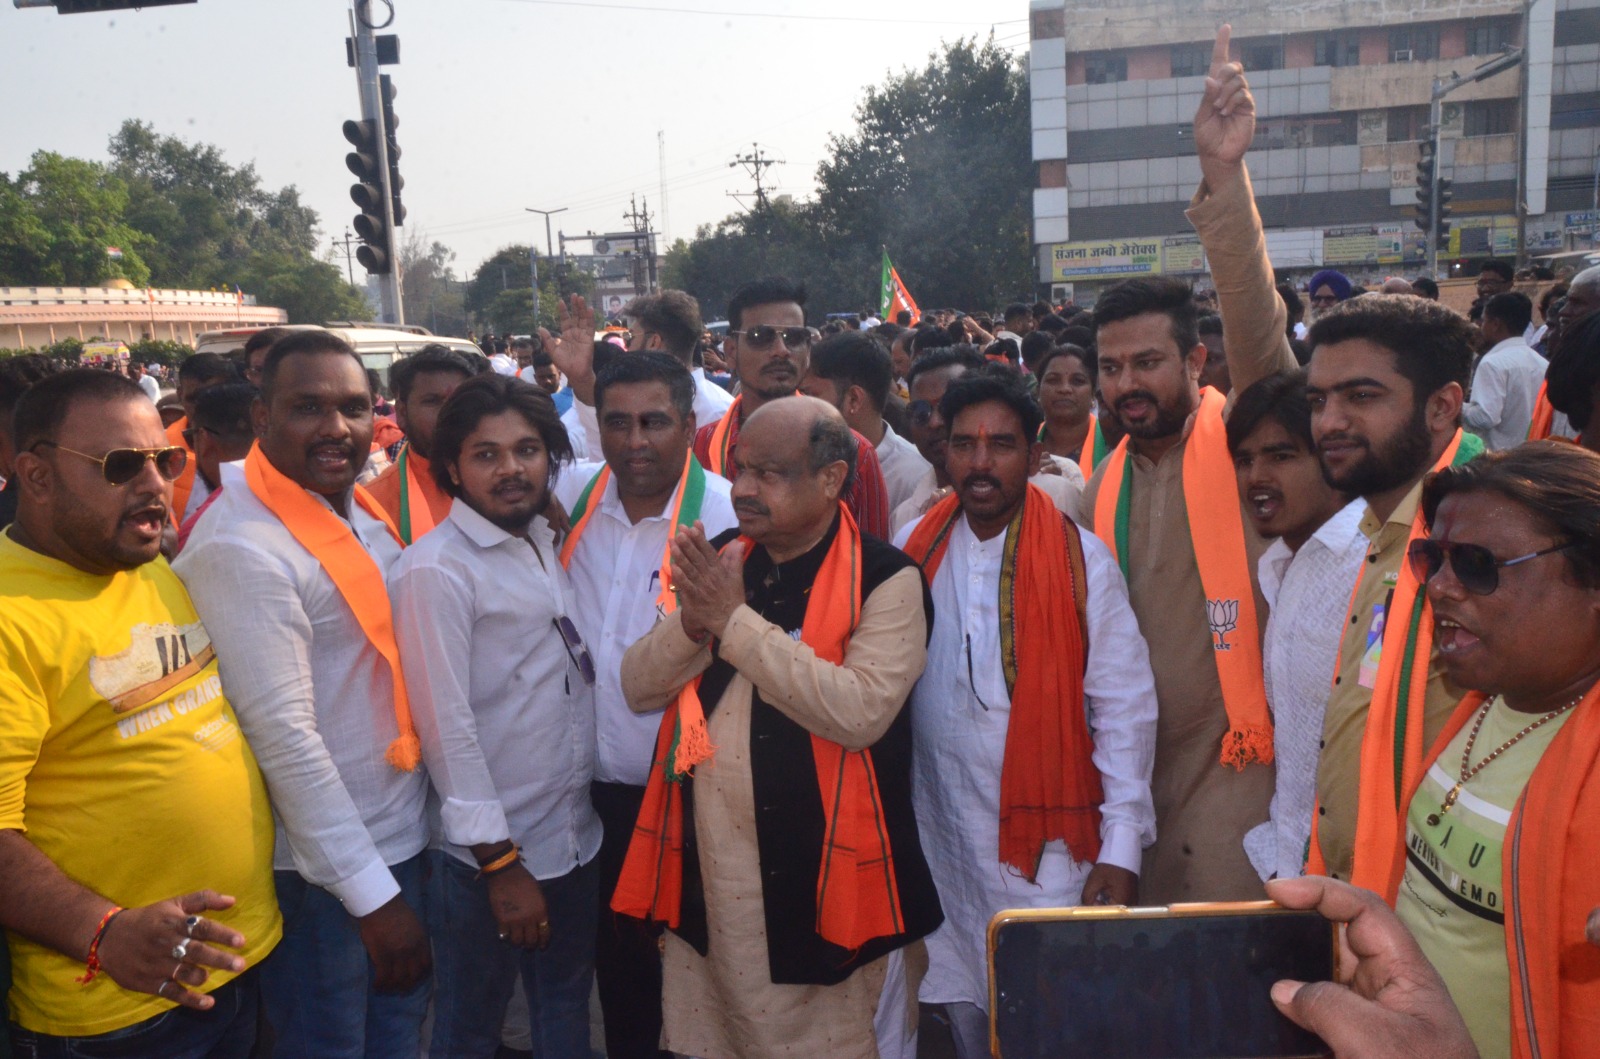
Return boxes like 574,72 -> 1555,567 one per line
485,0 -> 1022,26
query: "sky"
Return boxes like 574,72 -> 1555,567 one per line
2,0 -> 1027,280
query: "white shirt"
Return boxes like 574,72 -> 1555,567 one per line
874,421 -> 932,515
136,373 -> 161,403
894,513 -> 1158,1009
388,499 -> 603,878
174,460 -> 428,917
560,401 -> 594,461
554,460 -> 737,786
692,368 -> 735,426
890,464 -> 1084,535
1243,500 -> 1368,882
1462,336 -> 1547,450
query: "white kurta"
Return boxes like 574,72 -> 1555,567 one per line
894,514 -> 1158,1010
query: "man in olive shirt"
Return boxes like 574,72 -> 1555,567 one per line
1187,31 -> 1472,884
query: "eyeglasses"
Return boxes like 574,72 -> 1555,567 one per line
1407,538 -> 1578,596
908,399 -> 936,427
552,615 -> 597,686
180,425 -> 221,450
730,325 -> 815,350
32,442 -> 188,486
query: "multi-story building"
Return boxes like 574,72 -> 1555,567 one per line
1028,0 -> 1600,301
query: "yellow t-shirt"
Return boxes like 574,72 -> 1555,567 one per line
0,530 -> 281,1037
1395,697 -> 1573,1059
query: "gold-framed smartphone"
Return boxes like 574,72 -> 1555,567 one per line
987,901 -> 1335,1059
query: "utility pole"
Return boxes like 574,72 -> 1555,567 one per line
623,195 -> 657,294
729,143 -> 782,212
332,228 -> 357,286
658,130 -> 671,246
1424,47 -> 1524,277
348,0 -> 403,324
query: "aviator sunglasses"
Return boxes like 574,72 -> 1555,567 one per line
31,442 -> 188,486
1406,537 -> 1578,596
730,325 -> 815,351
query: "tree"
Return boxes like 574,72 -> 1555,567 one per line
466,243 -> 595,332
662,36 -> 1035,316
400,230 -> 469,337
0,152 -> 152,287
236,251 -> 369,325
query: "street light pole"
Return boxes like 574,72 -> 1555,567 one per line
1425,46 -> 1524,277
524,207 -> 568,331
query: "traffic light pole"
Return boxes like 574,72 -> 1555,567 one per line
350,3 -> 403,324
1424,47 -> 1525,278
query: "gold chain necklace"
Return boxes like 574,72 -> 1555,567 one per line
1426,694 -> 1582,826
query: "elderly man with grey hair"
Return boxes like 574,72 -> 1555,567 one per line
614,396 -> 943,1059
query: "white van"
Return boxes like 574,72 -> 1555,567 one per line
192,325 -> 483,390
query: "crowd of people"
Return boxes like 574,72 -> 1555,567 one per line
4,25 -> 1600,1059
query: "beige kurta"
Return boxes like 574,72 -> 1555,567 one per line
619,567 -> 929,1059
1077,168 -> 1298,902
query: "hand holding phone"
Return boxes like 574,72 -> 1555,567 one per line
1265,876 -> 1480,1059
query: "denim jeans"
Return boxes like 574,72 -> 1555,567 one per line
8,966 -> 260,1059
261,852 -> 430,1059
427,850 -> 598,1059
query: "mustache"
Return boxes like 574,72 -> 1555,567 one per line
734,500 -> 771,517
123,499 -> 168,522
1317,433 -> 1368,452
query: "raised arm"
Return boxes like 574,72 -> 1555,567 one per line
1186,24 -> 1297,397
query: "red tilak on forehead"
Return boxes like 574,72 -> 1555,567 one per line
978,425 -> 991,444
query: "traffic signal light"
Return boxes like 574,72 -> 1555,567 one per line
1436,178 -> 1453,224
379,75 -> 405,227
1437,220 -> 1452,252
1414,141 -> 1435,230
51,0 -> 195,11
343,118 -> 393,274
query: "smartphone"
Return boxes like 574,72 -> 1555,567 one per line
988,901 -> 1334,1059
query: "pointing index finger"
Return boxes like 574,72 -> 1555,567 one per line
1211,24 -> 1232,75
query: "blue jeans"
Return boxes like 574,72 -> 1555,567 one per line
262,853 -> 430,1059
427,850 -> 597,1059
8,966 -> 260,1059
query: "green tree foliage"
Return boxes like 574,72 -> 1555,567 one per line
0,153 -> 152,286
0,121 -> 367,324
466,244 -> 595,332
665,37 -> 1035,317
401,230 -> 470,337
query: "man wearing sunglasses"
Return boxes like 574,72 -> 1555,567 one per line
0,369 -> 280,1056
174,331 -> 433,1057
690,276 -> 893,539
389,373 -> 604,1056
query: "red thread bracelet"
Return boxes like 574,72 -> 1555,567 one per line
76,906 -> 123,985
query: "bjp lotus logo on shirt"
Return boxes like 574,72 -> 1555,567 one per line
1207,598 -> 1239,651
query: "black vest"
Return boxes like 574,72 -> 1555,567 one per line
671,517 -> 943,985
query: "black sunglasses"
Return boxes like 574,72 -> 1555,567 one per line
552,615 -> 597,686
731,325 -> 814,350
907,399 -> 936,427
1407,538 -> 1577,596
33,442 -> 188,486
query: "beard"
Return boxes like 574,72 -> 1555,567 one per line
1117,388 -> 1193,441
1319,401 -> 1433,497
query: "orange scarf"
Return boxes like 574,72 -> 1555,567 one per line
166,416 -> 198,520
1527,381 -> 1555,442
395,444 -> 441,545
1305,428 -> 1483,889
1093,386 -> 1272,769
904,486 -> 1102,875
612,504 -> 907,950
704,395 -> 742,477
1391,685 -> 1600,1059
242,443 -> 421,771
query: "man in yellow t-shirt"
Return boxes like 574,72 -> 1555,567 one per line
0,369 -> 279,1055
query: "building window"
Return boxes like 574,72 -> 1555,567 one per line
1242,40 -> 1284,71
1389,26 -> 1440,62
1310,112 -> 1359,146
1084,53 -> 1128,84
1464,18 -> 1516,56
1386,106 -> 1429,142
1313,33 -> 1362,68
1171,43 -> 1209,78
1463,99 -> 1517,137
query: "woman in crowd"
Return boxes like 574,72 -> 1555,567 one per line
1033,343 -> 1103,475
1389,443 -> 1600,1059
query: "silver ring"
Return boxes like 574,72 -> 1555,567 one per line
170,939 -> 190,960
184,915 -> 203,938
156,979 -> 171,998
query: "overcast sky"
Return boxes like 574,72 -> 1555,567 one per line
3,0 -> 1025,279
